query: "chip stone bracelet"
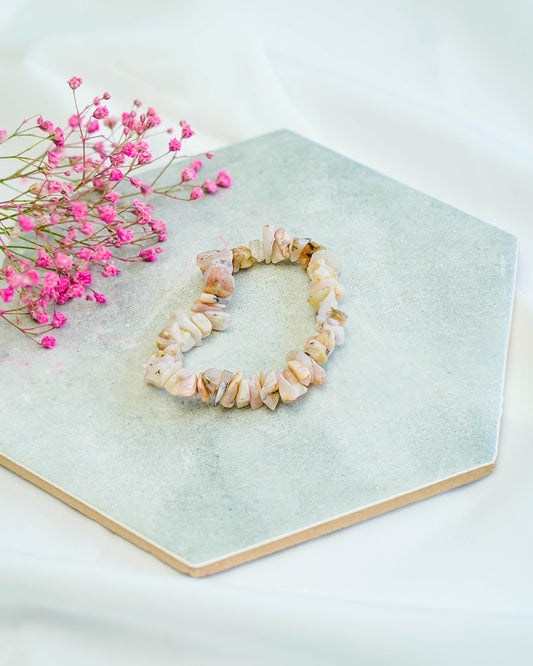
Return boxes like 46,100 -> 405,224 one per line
144,225 -> 347,410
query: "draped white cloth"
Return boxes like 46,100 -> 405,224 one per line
1,1 -> 532,663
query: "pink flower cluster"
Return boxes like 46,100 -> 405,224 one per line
0,77 -> 230,348
179,161 -> 232,200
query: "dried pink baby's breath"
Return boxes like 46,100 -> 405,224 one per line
0,77 -> 230,348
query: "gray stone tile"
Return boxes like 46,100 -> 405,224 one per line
0,130 -> 518,574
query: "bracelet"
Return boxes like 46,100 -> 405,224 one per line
144,225 -> 346,410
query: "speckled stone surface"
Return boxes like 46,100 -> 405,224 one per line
0,130 -> 518,570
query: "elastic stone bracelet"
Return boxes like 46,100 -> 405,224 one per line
144,225 -> 347,410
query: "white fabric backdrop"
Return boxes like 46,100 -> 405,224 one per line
1,1 -> 532,664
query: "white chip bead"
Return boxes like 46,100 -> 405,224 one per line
276,371 -> 300,402
289,237 -> 310,262
307,250 -> 339,278
162,343 -> 183,358
282,369 -> 308,396
155,335 -> 174,351
160,358 -> 186,387
197,374 -> 211,402
163,365 -> 186,392
247,375 -> 263,410
307,287 -> 330,310
286,349 -> 313,371
321,291 -> 338,308
260,371 -> 278,400
215,370 -> 233,406
235,377 -> 251,408
262,391 -> 280,410
310,265 -> 334,281
166,369 -> 197,397
155,321 -> 183,349
204,311 -> 231,331
270,241 -> 285,264
262,224 -> 275,264
144,353 -> 177,387
220,371 -> 243,408
249,239 -> 265,263
179,330 -> 196,352
310,277 -> 345,301
169,310 -> 203,343
308,356 -> 327,385
304,338 -> 328,365
190,312 -> 212,338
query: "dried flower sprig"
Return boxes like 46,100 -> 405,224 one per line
0,76 -> 231,348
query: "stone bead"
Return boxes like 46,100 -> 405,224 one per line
201,368 -> 222,397
179,330 -> 196,352
204,311 -> 231,331
155,334 -> 174,351
309,277 -> 344,301
240,251 -> 254,269
232,246 -> 253,273
204,265 -> 235,298
144,353 -> 177,387
298,241 -> 323,269
289,237 -> 311,262
274,228 -> 292,258
328,308 -> 348,325
190,301 -> 226,314
235,377 -> 251,408
249,239 -> 265,263
199,292 -> 221,304
220,371 -> 243,408
260,371 -> 280,410
262,225 -> 275,264
260,371 -> 278,400
315,319 -> 345,347
162,343 -> 183,358
247,375 -> 263,410
190,312 -> 212,338
307,250 -> 339,279
162,365 -> 184,392
304,338 -> 329,365
270,241 -> 285,264
282,369 -> 308,396
286,349 -> 313,371
157,325 -> 175,342
197,374 -> 211,402
276,371 -> 301,402
308,287 -> 330,310
160,358 -> 186,387
168,310 -> 203,344
196,248 -> 233,275
215,370 -> 233,406
314,290 -> 338,311
262,391 -> 280,410
166,369 -> 198,397
315,329 -> 336,356
308,356 -> 327,385
155,321 -> 183,350
287,359 -> 312,386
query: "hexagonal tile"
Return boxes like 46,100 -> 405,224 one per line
0,130 -> 518,575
